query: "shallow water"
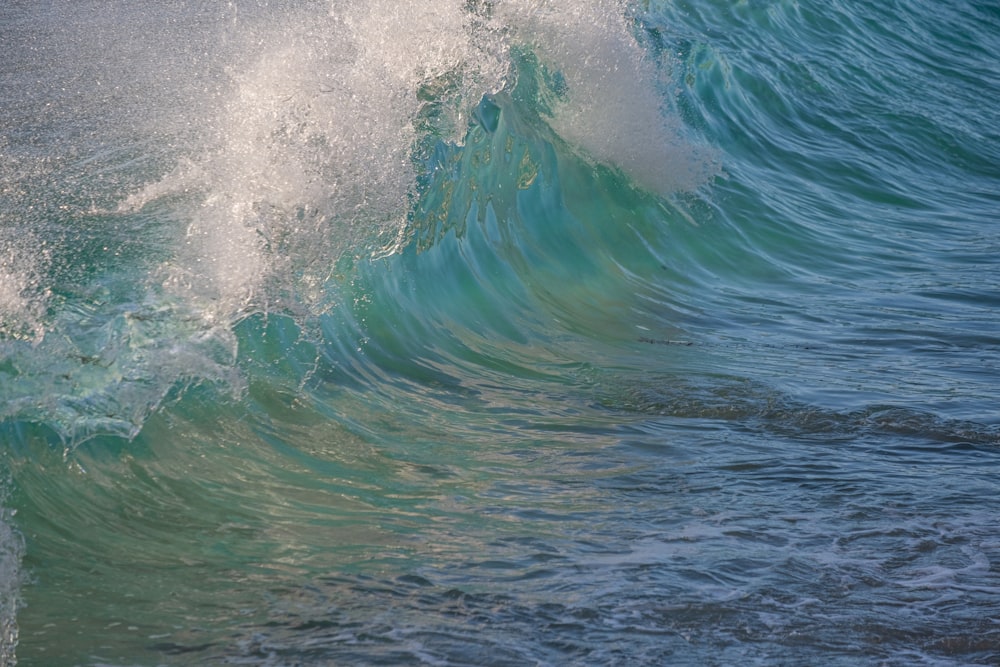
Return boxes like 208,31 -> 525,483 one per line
2,0 -> 999,664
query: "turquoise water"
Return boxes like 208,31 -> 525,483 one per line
2,0 -> 999,664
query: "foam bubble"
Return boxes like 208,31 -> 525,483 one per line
0,229 -> 50,344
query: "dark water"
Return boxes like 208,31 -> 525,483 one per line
1,0 -> 999,664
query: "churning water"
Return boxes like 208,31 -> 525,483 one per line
1,0 -> 999,664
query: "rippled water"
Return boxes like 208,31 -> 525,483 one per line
2,0 -> 999,664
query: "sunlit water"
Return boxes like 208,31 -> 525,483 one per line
1,1 -> 999,665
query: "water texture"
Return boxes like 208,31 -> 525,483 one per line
1,0 -> 999,664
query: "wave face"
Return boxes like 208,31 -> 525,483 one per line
3,0 -> 1000,664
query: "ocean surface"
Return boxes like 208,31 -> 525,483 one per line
1,0 -> 999,664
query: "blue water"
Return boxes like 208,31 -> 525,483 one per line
2,0 -> 999,664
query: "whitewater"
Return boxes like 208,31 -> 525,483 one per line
1,0 -> 999,664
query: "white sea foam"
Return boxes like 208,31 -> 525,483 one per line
129,1 -> 511,320
0,230 -> 50,344
498,0 -> 717,193
123,0 -> 711,321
